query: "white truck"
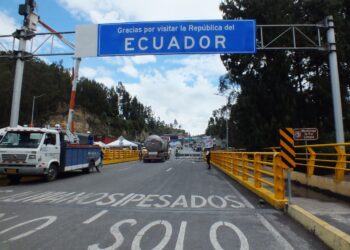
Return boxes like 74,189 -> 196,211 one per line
0,127 -> 101,183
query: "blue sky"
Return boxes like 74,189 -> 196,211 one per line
0,0 -> 228,135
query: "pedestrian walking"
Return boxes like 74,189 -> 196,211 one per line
206,149 -> 211,169
87,131 -> 93,145
139,150 -> 143,161
96,149 -> 103,172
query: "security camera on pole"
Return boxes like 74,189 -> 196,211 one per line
9,0 -> 38,127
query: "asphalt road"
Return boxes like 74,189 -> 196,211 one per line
0,156 -> 329,250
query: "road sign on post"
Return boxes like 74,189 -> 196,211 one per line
293,128 -> 319,141
75,20 -> 256,57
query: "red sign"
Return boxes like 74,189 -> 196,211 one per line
294,128 -> 318,141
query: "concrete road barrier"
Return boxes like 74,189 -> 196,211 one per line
287,204 -> 350,250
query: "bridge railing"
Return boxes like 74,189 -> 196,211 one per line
211,151 -> 287,209
294,143 -> 350,182
266,143 -> 350,182
103,149 -> 139,165
211,143 -> 350,208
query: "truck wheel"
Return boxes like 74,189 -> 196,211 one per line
45,164 -> 58,182
7,175 -> 21,184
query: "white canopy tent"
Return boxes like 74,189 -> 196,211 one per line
93,141 -> 109,148
108,136 -> 138,148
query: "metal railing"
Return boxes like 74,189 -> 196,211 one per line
210,142 -> 350,208
294,143 -> 350,182
265,143 -> 350,182
103,149 -> 139,165
211,151 -> 287,209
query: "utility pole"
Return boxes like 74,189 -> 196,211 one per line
30,93 -> 45,127
10,0 -> 38,127
326,16 -> 345,143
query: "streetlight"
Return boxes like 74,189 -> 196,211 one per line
214,93 -> 230,150
223,109 -> 229,150
30,93 -> 45,127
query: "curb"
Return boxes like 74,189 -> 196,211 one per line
287,204 -> 350,250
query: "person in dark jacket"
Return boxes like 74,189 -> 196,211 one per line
96,149 -> 103,172
206,149 -> 211,169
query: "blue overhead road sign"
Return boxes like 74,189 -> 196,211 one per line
75,20 -> 256,57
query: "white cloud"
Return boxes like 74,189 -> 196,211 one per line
124,61 -> 227,135
95,77 -> 117,89
80,65 -> 118,88
131,55 -> 156,64
58,0 -> 222,23
80,67 -> 97,78
0,11 -> 19,50
0,11 -> 18,35
57,0 -> 227,134
120,58 -> 139,78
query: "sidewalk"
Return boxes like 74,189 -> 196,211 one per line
288,183 -> 350,249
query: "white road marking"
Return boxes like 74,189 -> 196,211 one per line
0,215 -> 18,222
223,178 -> 255,209
88,219 -> 136,250
175,221 -> 187,250
331,214 -> 350,224
210,221 -> 249,250
83,210 -> 109,224
166,168 -> 173,172
131,220 -> 172,250
0,190 -> 13,193
257,214 -> 294,250
0,216 -> 57,242
118,167 -> 131,171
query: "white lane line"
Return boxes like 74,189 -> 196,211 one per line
83,210 -> 109,224
166,168 -> 173,172
118,167 -> 131,171
257,214 -> 294,250
223,178 -> 255,209
0,190 -> 13,193
0,215 -> 18,223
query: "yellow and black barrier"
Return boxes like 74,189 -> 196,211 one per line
279,128 -> 295,169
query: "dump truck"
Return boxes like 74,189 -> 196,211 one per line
143,135 -> 169,162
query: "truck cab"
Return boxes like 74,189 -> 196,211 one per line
0,127 -> 101,182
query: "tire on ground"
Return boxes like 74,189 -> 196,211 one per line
44,164 -> 58,182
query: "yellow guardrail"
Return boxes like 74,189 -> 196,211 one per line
103,149 -> 140,165
266,143 -> 350,182
211,143 -> 350,208
294,143 -> 350,182
211,151 -> 287,209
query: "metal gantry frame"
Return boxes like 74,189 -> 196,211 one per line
256,23 -> 326,51
0,16 -> 345,142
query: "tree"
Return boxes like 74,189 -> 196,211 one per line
207,0 -> 350,148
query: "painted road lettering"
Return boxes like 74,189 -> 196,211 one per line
0,191 -> 245,209
0,216 -> 57,243
88,219 -> 249,250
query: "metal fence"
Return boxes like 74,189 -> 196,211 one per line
210,143 -> 350,208
210,151 -> 287,209
103,149 -> 139,165
294,143 -> 350,182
